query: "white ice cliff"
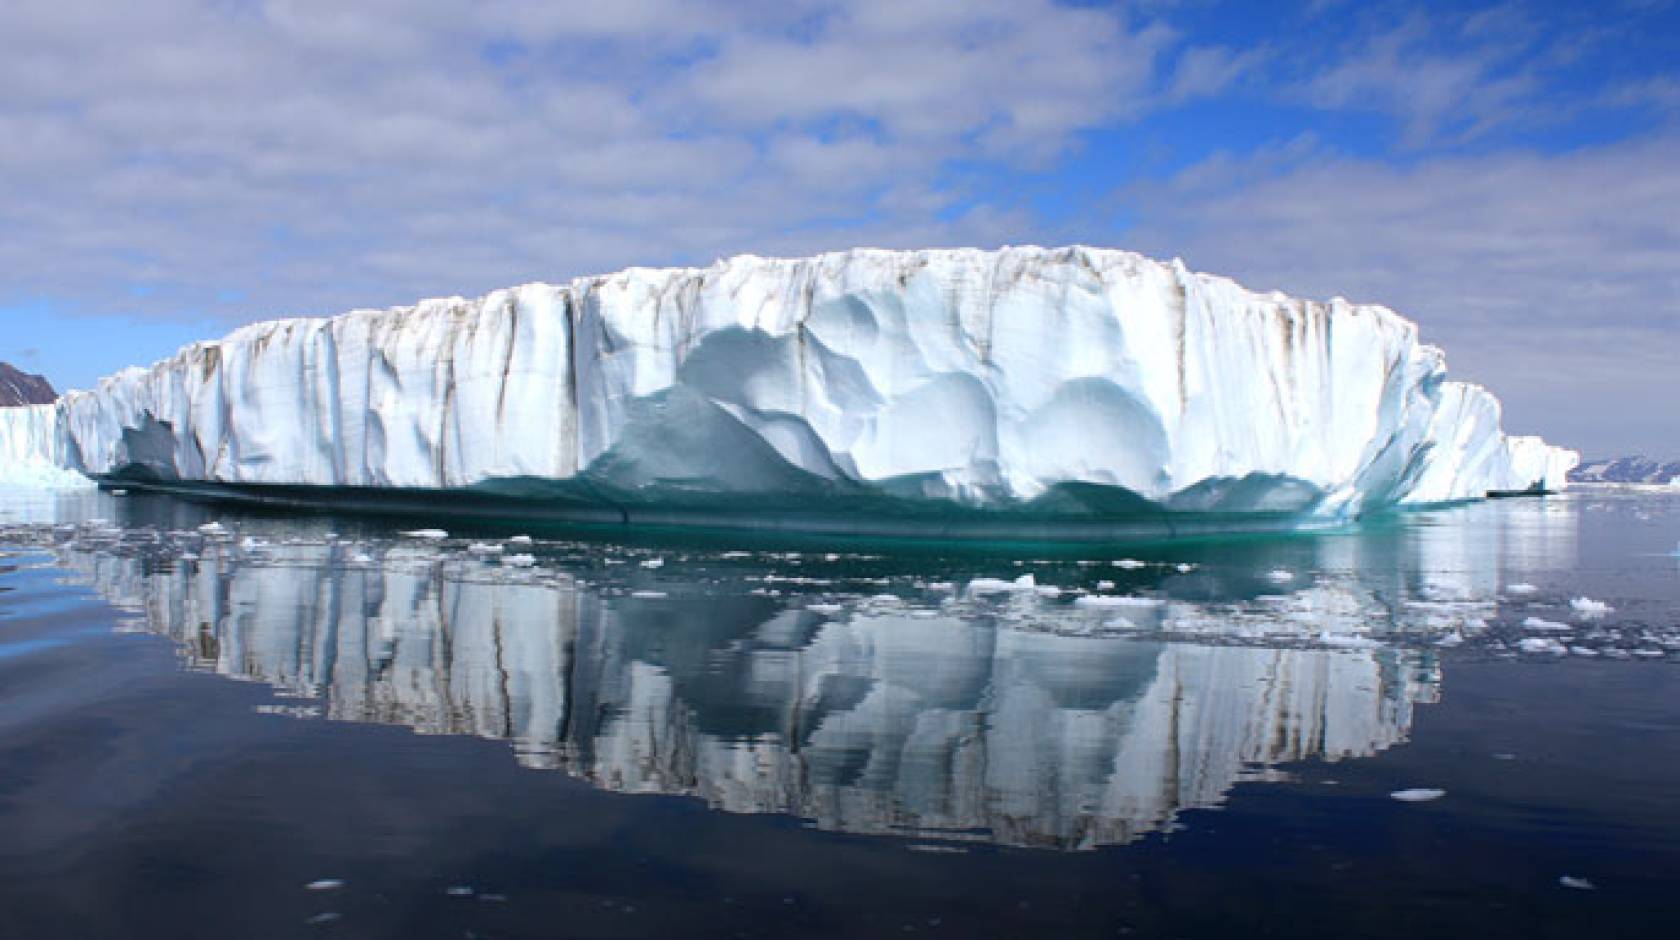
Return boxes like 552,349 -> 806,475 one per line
6,247 -> 1576,526
0,403 -> 93,488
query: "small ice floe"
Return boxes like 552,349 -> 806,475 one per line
349,553 -> 374,565
1264,569 -> 1295,583
641,557 -> 665,569
446,886 -> 475,897
1518,637 -> 1569,655
240,537 -> 268,551
1034,585 -> 1062,598
400,528 -> 449,540
1558,875 -> 1596,891
305,879 -> 345,891
629,590 -> 668,599
1113,558 -> 1147,570
1505,582 -> 1539,595
178,552 -> 200,562
967,574 -> 1036,595
1570,646 -> 1601,657
197,522 -> 229,536
108,488 -> 129,496
1523,616 -> 1572,632
806,603 -> 845,614
1175,563 -> 1197,573
500,553 -> 537,568
1318,632 -> 1380,649
718,550 -> 751,559
467,542 -> 503,556
508,534 -> 534,545
1436,632 -> 1465,647
1632,648 -> 1666,659
1095,580 -> 1116,591
1569,596 -> 1614,617
1074,595 -> 1159,610
1389,788 -> 1446,802
305,912 -> 341,926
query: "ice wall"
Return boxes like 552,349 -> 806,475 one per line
0,404 -> 91,488
28,247 -> 1574,518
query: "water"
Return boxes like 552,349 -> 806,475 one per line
2,486 -> 1679,938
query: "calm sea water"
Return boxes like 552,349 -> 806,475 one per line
2,486 -> 1678,938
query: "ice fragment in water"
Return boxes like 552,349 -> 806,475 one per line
1506,583 -> 1539,595
1389,788 -> 1446,802
500,553 -> 537,568
1558,876 -> 1596,890
1569,596 -> 1613,617
305,879 -> 345,891
1518,637 -> 1569,655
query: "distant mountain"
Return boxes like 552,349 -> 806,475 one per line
1569,456 -> 1680,485
0,362 -> 56,406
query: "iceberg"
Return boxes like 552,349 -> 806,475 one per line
0,403 -> 94,489
7,247 -> 1575,534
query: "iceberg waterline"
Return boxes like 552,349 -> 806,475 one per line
3,247 -> 1575,525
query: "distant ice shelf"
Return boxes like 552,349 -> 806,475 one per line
2,246 -> 1575,531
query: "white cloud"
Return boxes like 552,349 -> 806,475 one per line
0,0 -> 1192,327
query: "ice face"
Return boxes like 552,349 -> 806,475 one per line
10,247 -> 1575,523
0,404 -> 92,489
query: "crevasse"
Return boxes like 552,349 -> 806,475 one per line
4,246 -> 1576,520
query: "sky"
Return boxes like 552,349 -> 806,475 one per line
1,0 -> 1676,457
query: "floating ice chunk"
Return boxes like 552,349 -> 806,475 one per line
1175,563 -> 1197,573
1522,617 -> 1572,632
1518,637 -> 1569,655
1558,875 -> 1596,890
1505,583 -> 1539,595
1319,632 -> 1380,649
806,603 -> 844,614
1390,788 -> 1446,802
966,574 -> 1036,595
305,912 -> 341,925
349,553 -> 374,565
1632,648 -> 1666,659
508,534 -> 533,545
500,553 -> 537,568
240,537 -> 267,551
1569,646 -> 1600,657
1095,580 -> 1116,591
446,886 -> 474,897
629,590 -> 668,599
718,551 -> 751,559
1569,596 -> 1613,617
1074,595 -> 1161,609
197,522 -> 228,536
1034,585 -> 1062,598
1104,616 -> 1141,631
1436,632 -> 1465,647
178,552 -> 199,562
467,542 -> 503,555
305,879 -> 344,891
401,528 -> 448,540
1264,569 -> 1295,583
641,557 -> 665,569
1113,559 -> 1147,570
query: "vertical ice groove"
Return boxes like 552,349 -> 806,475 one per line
6,247 -> 1575,512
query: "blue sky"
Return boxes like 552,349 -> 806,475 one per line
1,0 -> 1676,455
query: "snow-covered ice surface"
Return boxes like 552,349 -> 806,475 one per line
4,248 -> 1574,535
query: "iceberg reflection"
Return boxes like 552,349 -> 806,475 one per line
53,539 -> 1453,850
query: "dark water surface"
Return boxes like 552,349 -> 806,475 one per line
2,486 -> 1678,938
